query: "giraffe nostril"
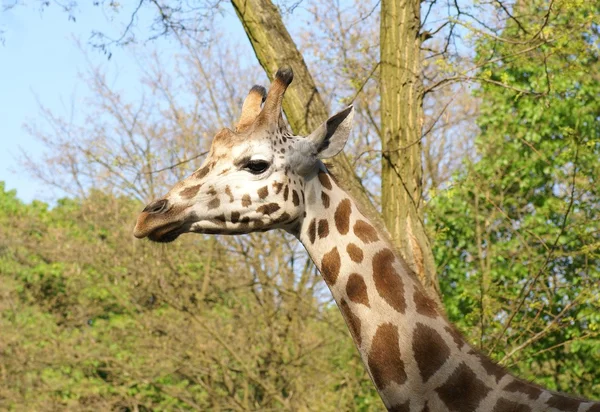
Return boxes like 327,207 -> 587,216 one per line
143,199 -> 169,214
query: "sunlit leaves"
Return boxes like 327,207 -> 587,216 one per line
430,0 -> 600,397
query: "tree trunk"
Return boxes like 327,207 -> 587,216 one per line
231,0 -> 383,229
380,0 -> 441,303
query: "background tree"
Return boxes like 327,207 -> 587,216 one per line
379,0 -> 439,298
430,0 -> 600,397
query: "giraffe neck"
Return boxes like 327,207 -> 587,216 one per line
295,167 -> 599,412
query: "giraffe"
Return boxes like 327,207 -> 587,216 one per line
133,67 -> 599,412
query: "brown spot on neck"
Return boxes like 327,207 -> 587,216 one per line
436,363 -> 491,412
321,247 -> 341,286
307,218 -> 317,244
292,189 -> 300,206
346,273 -> 370,307
503,380 -> 536,398
412,323 -> 450,383
318,171 -> 333,190
390,401 -> 410,412
468,350 -> 506,383
546,395 -> 582,412
414,288 -> 439,318
354,220 -> 379,243
368,323 -> 407,389
372,249 -> 406,313
317,219 -> 329,239
492,398 -> 531,412
320,191 -> 330,209
444,326 -> 466,350
334,199 -> 352,235
346,243 -> 363,263
339,298 -> 362,346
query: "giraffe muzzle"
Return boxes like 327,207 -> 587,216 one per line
133,199 -> 189,242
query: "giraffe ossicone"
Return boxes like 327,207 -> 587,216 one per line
133,67 -> 599,412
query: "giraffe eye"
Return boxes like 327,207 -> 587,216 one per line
245,160 -> 270,175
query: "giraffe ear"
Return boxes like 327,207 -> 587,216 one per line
307,106 -> 354,159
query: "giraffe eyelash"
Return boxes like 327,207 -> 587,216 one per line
244,160 -> 270,175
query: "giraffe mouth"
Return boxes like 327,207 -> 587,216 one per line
148,222 -> 188,243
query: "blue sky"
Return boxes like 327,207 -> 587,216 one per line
0,2 -> 245,203
1,2 -> 131,202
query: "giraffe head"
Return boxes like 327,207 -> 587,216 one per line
133,67 -> 354,242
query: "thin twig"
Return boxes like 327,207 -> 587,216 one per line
499,300 -> 578,364
347,62 -> 380,105
143,151 -> 208,175
494,0 -> 529,35
421,90 -> 460,139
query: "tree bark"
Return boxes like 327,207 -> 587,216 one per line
380,0 -> 441,303
231,0 -> 383,229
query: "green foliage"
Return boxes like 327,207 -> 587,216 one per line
0,184 -> 379,410
430,0 -> 600,398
